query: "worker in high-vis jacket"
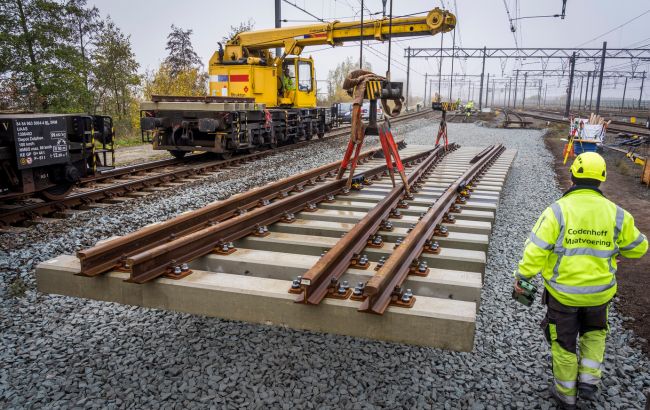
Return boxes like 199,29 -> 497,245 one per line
514,152 -> 647,409
282,66 -> 295,93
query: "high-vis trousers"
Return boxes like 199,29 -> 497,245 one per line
541,291 -> 609,406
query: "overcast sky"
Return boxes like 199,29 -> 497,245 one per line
90,0 -> 650,104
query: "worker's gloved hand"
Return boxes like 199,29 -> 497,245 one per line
513,278 -> 524,295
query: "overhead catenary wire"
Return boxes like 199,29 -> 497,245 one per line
282,0 -> 326,22
574,9 -> 650,48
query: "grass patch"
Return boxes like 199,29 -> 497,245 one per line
94,131 -> 148,149
113,132 -> 147,148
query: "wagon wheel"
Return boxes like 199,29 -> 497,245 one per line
39,183 -> 73,201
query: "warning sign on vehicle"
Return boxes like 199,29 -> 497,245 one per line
13,116 -> 69,170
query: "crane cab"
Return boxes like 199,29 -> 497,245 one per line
208,55 -> 316,109
279,57 -> 317,108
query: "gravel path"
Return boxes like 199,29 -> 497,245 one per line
1,120 -> 649,409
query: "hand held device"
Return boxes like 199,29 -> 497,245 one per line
513,278 -> 537,307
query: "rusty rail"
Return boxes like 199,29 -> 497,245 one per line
77,148 -> 385,277
299,143 -> 459,305
2,110 -> 431,229
360,144 -> 505,314
119,147 -> 433,283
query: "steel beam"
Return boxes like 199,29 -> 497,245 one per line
564,52 -> 576,118
478,46 -> 486,110
595,42 -> 607,114
405,47 -> 650,60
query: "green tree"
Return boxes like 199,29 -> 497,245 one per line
144,24 -> 208,99
165,25 -> 203,76
143,65 -> 207,99
65,0 -> 104,112
221,19 -> 255,43
92,19 -> 140,132
322,56 -> 372,105
0,0 -> 88,111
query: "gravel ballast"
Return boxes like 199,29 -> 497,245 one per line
1,120 -> 649,409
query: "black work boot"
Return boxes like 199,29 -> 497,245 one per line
578,382 -> 599,401
550,384 -> 577,410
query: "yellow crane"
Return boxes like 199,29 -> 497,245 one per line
142,8 -> 456,158
209,8 -> 456,108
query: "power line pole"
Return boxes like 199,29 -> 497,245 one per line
578,75 -> 584,109
544,83 -> 548,106
438,29 -> 444,98
621,76 -> 627,110
589,70 -> 596,110
485,72 -> 490,108
424,73 -> 428,104
639,71 -> 646,109
386,0 -> 393,79
478,46 -> 487,110
449,29 -> 456,101
583,72 -> 591,110
513,70 -> 519,108
564,52 -> 576,118
359,0 -> 364,69
595,41 -> 607,114
490,78 -> 496,107
538,79 -> 542,107
507,78 -> 512,107
274,0 -> 282,58
406,46 -> 411,109
522,72 -> 528,108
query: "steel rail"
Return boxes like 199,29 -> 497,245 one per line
1,110 -> 432,228
360,144 -> 506,315
521,108 -> 649,130
516,111 -> 650,137
298,144 -> 459,305
123,148 -> 434,284
77,147 -> 382,277
502,108 -> 530,129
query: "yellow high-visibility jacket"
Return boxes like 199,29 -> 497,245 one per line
282,75 -> 295,91
516,187 -> 647,306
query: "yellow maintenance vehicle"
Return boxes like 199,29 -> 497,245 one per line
141,8 -> 456,158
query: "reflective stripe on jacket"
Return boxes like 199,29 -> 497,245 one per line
516,187 -> 648,306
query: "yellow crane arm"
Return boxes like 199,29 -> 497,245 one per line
220,8 -> 456,62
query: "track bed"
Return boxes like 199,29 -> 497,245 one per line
37,144 -> 516,351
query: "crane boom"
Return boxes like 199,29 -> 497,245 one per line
208,8 -> 456,109
218,8 -> 456,62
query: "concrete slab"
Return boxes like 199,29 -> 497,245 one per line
317,200 -> 494,222
36,255 -> 476,351
195,250 -> 482,305
294,209 -> 492,235
270,219 -> 489,252
234,232 -> 486,273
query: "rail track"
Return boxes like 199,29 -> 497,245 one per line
523,107 -> 649,129
0,110 -> 432,230
38,142 -> 516,350
516,109 -> 650,137
501,109 -> 532,128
